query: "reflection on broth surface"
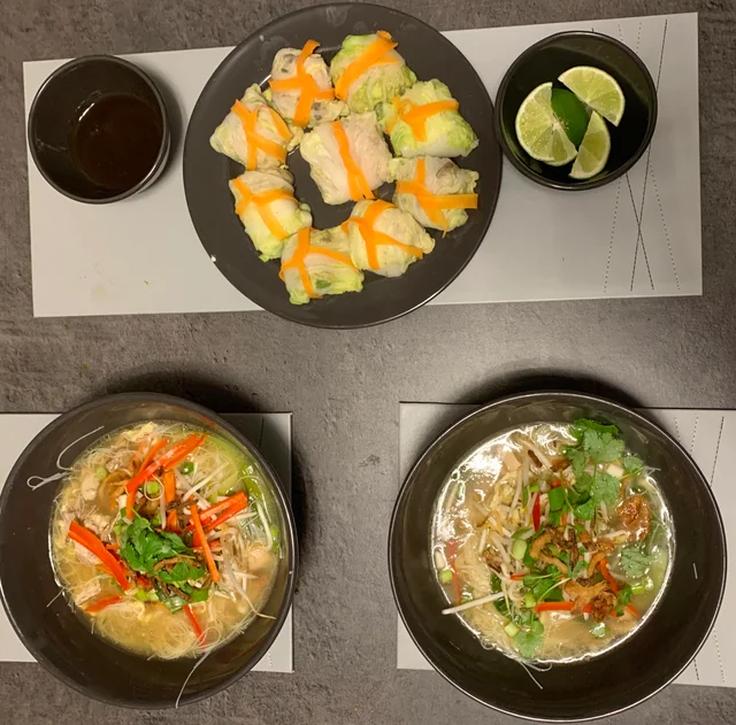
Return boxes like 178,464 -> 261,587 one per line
50,421 -> 280,659
432,419 -> 673,662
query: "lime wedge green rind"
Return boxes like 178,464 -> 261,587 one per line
550,88 -> 589,147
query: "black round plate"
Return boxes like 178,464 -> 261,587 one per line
183,2 -> 502,328
389,392 -> 726,721
495,31 -> 657,191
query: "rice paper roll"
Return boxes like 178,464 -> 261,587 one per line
330,31 -> 416,113
389,157 -> 479,232
229,169 -> 312,261
267,40 -> 346,128
280,226 -> 364,305
210,84 -> 295,170
346,199 -> 435,278
299,112 -> 391,205
378,79 -> 479,158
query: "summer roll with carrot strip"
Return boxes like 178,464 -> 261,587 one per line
279,226 -> 364,305
299,112 -> 392,205
229,168 -> 312,261
389,157 -> 479,232
345,199 -> 435,278
330,31 -> 416,113
378,79 -> 479,158
267,40 -> 346,128
210,84 -> 297,170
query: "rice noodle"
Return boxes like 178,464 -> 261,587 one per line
477,527 -> 488,554
510,468 -> 523,513
441,591 -> 505,615
255,501 -> 273,550
182,463 -> 229,501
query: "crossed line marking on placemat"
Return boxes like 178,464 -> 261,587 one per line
600,18 -> 682,295
675,412 -> 728,685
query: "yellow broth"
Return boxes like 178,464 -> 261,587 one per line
50,421 -> 279,659
431,421 -> 673,662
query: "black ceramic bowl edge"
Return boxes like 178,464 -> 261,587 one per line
28,55 -> 171,204
0,392 -> 298,709
388,391 -> 727,722
494,31 -> 658,191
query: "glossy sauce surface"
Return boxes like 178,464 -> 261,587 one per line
70,93 -> 162,193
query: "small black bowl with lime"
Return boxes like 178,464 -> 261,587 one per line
495,31 -> 657,191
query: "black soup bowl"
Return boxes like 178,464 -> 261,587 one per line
28,55 -> 170,203
389,392 -> 726,721
495,31 -> 657,190
0,393 -> 297,708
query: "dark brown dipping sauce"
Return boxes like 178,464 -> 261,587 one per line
70,93 -> 163,193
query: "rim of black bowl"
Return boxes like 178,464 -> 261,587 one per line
388,391 -> 727,722
494,31 -> 658,191
0,392 -> 298,709
27,55 -> 171,204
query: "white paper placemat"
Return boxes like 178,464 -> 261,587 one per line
23,12 -> 700,318
396,403 -> 732,688
0,412 -> 294,673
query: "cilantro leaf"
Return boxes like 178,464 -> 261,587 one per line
189,587 -> 210,603
590,471 -> 620,508
623,455 -> 644,476
573,498 -> 595,521
564,446 -> 588,477
572,418 -> 620,440
157,561 -> 206,584
615,584 -> 633,615
548,487 -> 566,512
118,514 -> 190,575
571,559 -> 588,579
620,547 -> 650,579
524,570 -> 563,603
514,619 -> 544,658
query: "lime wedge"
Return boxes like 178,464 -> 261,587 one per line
514,82 -> 577,165
558,66 -> 625,126
570,111 -> 610,179
550,88 -> 589,146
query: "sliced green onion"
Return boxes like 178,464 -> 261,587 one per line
513,527 -> 535,541
511,539 -> 528,561
523,592 -> 536,609
590,621 -> 608,639
179,461 -> 195,475
143,481 -> 160,496
95,466 -> 108,481
504,621 -> 520,638
439,568 -> 454,584
548,487 -> 566,511
631,577 -> 654,595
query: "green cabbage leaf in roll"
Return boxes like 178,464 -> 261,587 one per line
299,112 -> 391,205
267,41 -> 346,128
229,168 -> 312,261
280,225 -> 364,305
389,156 -> 479,232
378,79 -> 479,158
346,199 -> 435,278
210,84 -> 297,170
330,31 -> 416,113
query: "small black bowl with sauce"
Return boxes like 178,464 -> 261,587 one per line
28,55 -> 170,204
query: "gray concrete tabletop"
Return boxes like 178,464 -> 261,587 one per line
1,1 -> 735,723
